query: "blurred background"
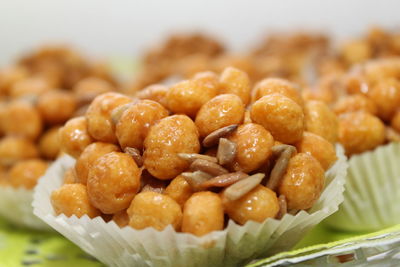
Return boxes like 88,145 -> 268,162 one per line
1,0 -> 400,66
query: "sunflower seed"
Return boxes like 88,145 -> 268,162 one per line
271,144 -> 294,155
202,124 -> 238,147
223,173 -> 265,201
267,145 -> 296,191
244,109 -> 252,124
111,103 -> 133,124
124,147 -> 143,167
190,159 -> 229,176
141,184 -> 165,194
217,138 -> 237,165
386,127 -> 400,142
276,195 -> 287,219
200,172 -> 248,189
181,171 -> 213,191
178,153 -> 218,163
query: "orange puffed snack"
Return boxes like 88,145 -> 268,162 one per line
51,67 -> 339,236
128,191 -> 182,231
0,45 -> 120,193
51,183 -> 101,218
338,111 -> 385,155
8,159 -> 48,189
250,93 -> 304,144
87,152 -> 141,214
86,92 -> 132,143
318,57 -> 400,154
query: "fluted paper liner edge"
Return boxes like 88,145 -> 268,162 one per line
0,185 -> 50,230
326,142 -> 400,232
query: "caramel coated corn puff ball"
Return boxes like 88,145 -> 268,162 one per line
182,192 -> 223,236
212,54 -> 255,77
128,191 -> 182,231
0,66 -> 29,95
116,100 -> 169,150
219,67 -> 251,105
75,142 -> 120,184
9,77 -> 51,99
228,123 -> 274,172
367,78 -> 400,121
37,90 -> 77,125
250,93 -> 304,144
176,54 -> 211,78
251,78 -> 303,106
165,175 -> 193,208
341,39 -> 372,65
333,94 -> 377,115
295,132 -> 337,170
144,115 -> 200,180
167,78 -> 217,117
88,152 -> 141,214
343,72 -> 368,95
364,59 -> 400,85
278,153 -> 325,210
51,184 -> 101,218
0,136 -> 38,166
73,77 -> 115,105
2,100 -> 42,140
192,71 -> 219,88
223,185 -> 279,225
8,159 -> 48,189
113,210 -> 129,228
135,84 -> 169,108
391,110 -> 400,132
86,92 -> 132,143
39,126 -> 61,160
195,94 -> 245,138
304,100 -> 338,143
339,111 -> 385,155
59,117 -> 94,158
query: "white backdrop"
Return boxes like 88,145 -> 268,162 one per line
1,0 -> 400,66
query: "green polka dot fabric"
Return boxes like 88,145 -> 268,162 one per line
0,217 -> 103,267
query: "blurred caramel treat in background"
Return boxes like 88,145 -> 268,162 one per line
250,31 -> 331,85
128,33 -> 225,92
340,27 -> 400,67
0,45 -> 119,189
127,31 -> 334,94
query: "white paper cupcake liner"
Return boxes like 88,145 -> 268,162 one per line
33,146 -> 347,267
0,185 -> 50,230
325,142 -> 400,232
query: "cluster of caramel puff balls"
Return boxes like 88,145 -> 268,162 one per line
52,67 -> 338,236
0,50 -> 117,189
331,59 -> 400,155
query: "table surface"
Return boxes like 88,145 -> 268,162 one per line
0,216 -> 104,267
